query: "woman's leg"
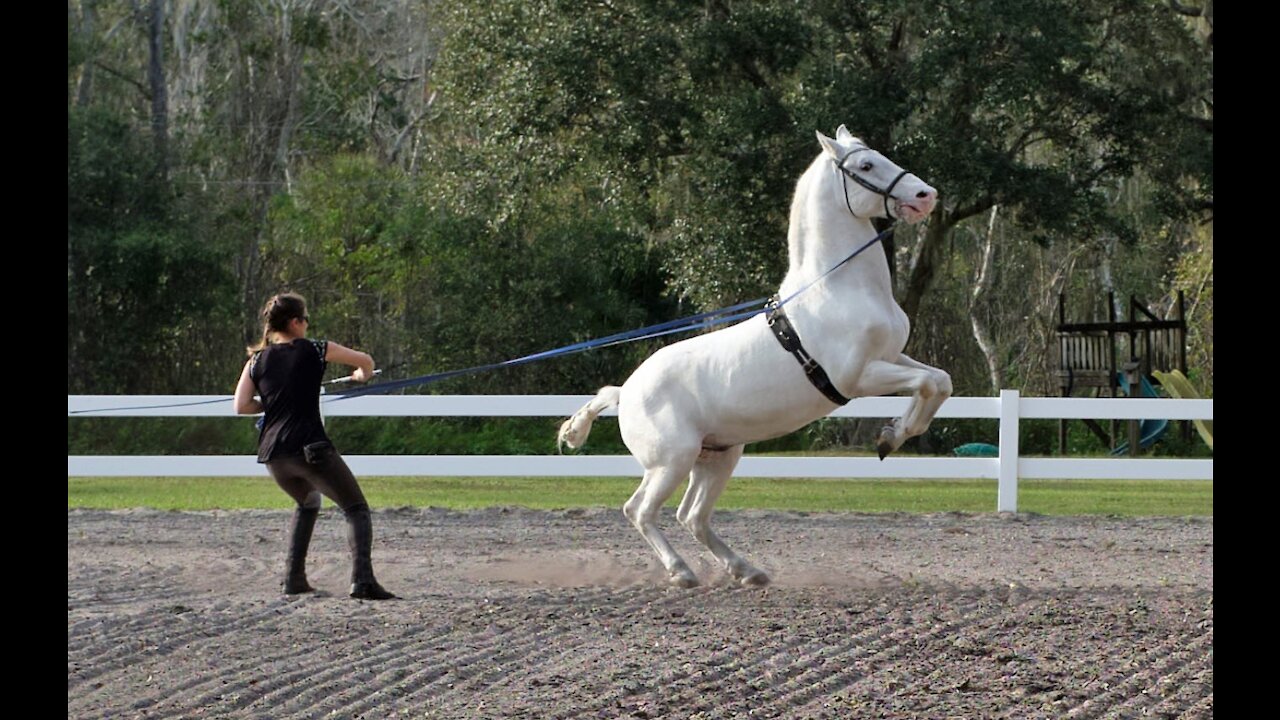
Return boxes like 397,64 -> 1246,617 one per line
295,449 -> 396,600
265,458 -> 323,594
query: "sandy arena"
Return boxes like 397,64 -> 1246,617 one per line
69,506 -> 1212,718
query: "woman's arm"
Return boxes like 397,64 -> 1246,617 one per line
233,360 -> 263,414
326,342 -> 376,382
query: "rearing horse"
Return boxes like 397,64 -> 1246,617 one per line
559,126 -> 947,587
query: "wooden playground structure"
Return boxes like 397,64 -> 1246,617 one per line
1055,291 -> 1195,455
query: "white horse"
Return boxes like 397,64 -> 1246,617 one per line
558,126 -> 947,587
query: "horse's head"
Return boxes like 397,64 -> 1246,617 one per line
815,125 -> 937,224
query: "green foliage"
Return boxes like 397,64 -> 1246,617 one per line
433,0 -> 1211,308
69,417 -> 258,456
68,108 -> 168,227
67,0 -> 1211,462
69,107 -> 241,393
260,151 -> 674,394
1169,223 -> 1212,394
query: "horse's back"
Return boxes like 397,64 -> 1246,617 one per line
618,316 -> 834,447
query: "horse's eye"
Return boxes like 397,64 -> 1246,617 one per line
860,162 -> 873,172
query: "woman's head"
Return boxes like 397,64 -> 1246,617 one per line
247,292 -> 309,355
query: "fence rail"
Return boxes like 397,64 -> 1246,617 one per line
69,392 -> 1213,512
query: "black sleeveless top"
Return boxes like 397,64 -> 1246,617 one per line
249,338 -> 331,463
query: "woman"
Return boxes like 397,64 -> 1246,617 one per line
233,292 -> 396,600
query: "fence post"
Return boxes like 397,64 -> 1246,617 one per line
997,389 -> 1020,512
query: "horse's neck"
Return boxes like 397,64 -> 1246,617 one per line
781,160 -> 893,299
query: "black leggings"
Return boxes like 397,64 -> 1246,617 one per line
265,452 -> 367,511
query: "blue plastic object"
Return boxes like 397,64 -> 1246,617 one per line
953,442 -> 999,457
1110,373 -> 1169,455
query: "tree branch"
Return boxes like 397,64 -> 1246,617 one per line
949,195 -> 996,224
888,18 -> 905,55
93,60 -> 150,99
1187,114 -> 1212,133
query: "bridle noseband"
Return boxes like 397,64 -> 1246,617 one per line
834,146 -> 910,220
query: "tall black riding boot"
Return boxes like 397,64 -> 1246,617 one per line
343,503 -> 397,600
282,506 -> 319,594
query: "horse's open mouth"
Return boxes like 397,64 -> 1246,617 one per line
897,201 -> 927,219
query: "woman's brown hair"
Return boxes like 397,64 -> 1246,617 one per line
246,292 -> 308,356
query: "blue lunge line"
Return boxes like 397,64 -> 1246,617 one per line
329,226 -> 891,401
327,297 -> 770,400
67,396 -> 234,414
68,227 -> 891,412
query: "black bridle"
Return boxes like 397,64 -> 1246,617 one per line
834,146 -> 910,220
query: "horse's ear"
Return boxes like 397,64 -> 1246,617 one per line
815,130 -> 841,158
836,125 -> 854,142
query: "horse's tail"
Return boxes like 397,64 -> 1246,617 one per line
557,386 -> 622,452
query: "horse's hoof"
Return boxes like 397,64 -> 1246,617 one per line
739,570 -> 771,587
877,426 -> 895,460
349,581 -> 398,600
282,577 -> 315,595
668,570 -> 700,588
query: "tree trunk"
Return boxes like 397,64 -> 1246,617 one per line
901,209 -> 955,321
1097,235 -> 1123,320
146,0 -> 168,179
75,0 -> 96,107
969,206 -> 1003,393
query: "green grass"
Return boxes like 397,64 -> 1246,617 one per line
68,476 -> 1212,517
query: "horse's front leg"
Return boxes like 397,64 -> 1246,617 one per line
853,355 -> 953,459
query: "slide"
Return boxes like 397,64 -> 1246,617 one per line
1151,369 -> 1214,451
1110,372 -> 1169,455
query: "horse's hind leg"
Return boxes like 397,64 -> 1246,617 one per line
623,450 -> 701,587
676,445 -> 770,586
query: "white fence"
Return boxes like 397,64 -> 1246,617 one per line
68,392 -> 1212,512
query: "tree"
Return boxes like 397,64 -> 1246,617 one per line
68,107 -> 238,393
66,0 -> 1211,413
143,0 -> 168,178
432,0 -> 1212,326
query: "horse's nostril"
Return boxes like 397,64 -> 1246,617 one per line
917,190 -> 934,199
